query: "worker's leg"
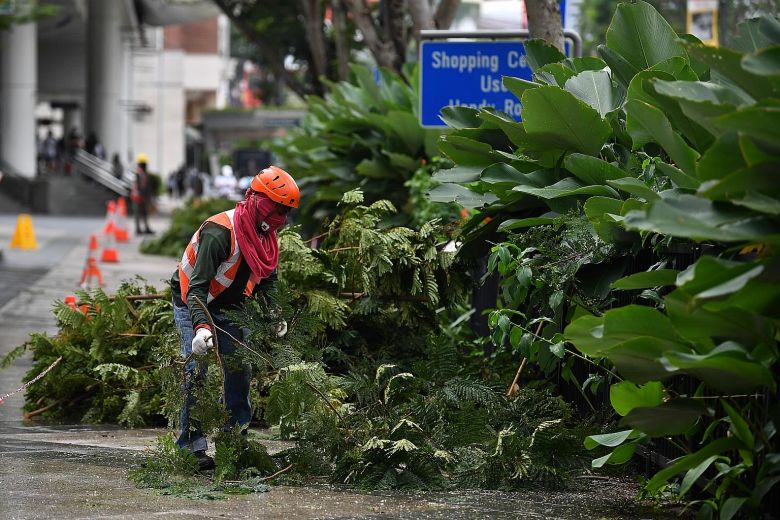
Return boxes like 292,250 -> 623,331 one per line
213,311 -> 252,429
173,300 -> 208,453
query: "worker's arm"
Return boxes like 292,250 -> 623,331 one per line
185,223 -> 232,329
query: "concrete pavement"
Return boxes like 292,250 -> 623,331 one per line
0,208 -> 669,519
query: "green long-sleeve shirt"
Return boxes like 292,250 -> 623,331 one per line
170,222 -> 275,328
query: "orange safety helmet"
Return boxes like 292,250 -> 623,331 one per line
250,166 -> 300,208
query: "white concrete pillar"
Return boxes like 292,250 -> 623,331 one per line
87,0 -> 125,160
0,22 -> 38,178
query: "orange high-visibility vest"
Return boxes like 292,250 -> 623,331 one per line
178,209 -> 258,304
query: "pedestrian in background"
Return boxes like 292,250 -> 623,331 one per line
132,153 -> 154,235
111,153 -> 124,179
170,166 -> 299,470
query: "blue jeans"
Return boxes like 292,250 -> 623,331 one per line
173,301 -> 252,452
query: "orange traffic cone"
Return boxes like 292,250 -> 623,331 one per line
100,232 -> 119,263
81,234 -> 105,287
65,295 -> 78,310
102,200 -> 117,236
114,197 -> 130,242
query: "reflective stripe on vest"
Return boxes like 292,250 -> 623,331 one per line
177,209 -> 258,304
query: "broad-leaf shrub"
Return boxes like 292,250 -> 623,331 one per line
430,1 -> 779,516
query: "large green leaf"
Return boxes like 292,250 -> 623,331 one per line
438,135 -> 503,166
625,99 -> 700,174
503,76 -> 540,100
620,399 -> 705,436
591,443 -> 638,468
646,437 -> 742,493
521,86 -> 612,156
675,256 -> 765,301
684,43 -> 777,101
610,381 -> 664,416
584,429 -> 640,449
651,79 -> 753,107
564,70 -> 622,117
432,166 -> 483,183
512,177 -> 619,200
427,183 -> 498,209
662,342 -> 776,393
624,193 -> 780,244
564,154 -> 627,186
605,1 -> 685,72
655,162 -> 700,190
565,305 -> 684,357
440,106 -> 482,129
696,132 -> 746,181
712,105 -> 780,147
524,39 -> 566,72
607,177 -> 660,201
597,44 -> 640,88
612,269 -> 679,290
535,63 -> 577,87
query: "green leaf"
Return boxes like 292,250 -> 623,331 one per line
591,443 -> 637,468
503,76 -> 541,100
607,177 -> 660,201
625,99 -> 700,174
624,193 -> 780,244
679,455 -> 718,497
720,497 -> 747,520
524,39 -> 566,72
427,183 -> 498,209
439,135 -> 503,166
521,86 -> 612,156
597,44 -> 640,87
610,381 -> 664,416
440,106 -> 482,129
656,162 -> 700,190
564,70 -> 621,117
584,429 -> 639,450
605,0 -> 685,72
662,342 -> 776,393
513,177 -> 619,200
712,106 -> 780,148
498,216 -> 556,231
549,341 -> 565,359
564,154 -> 628,185
721,400 -> 754,450
683,43 -> 776,101
651,79 -> 754,108
620,399 -> 705,436
432,166 -> 483,183
646,437 -> 741,493
535,63 -> 577,87
612,269 -> 679,290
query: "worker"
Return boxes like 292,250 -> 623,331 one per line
131,153 -> 154,235
170,165 -> 299,470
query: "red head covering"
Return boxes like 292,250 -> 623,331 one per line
233,189 -> 287,280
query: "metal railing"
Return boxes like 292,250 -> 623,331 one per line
73,150 -> 134,197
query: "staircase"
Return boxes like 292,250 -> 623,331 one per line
0,153 -> 135,215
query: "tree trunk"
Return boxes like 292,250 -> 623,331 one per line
299,0 -> 329,90
387,0 -> 408,62
332,0 -> 350,81
343,0 -> 401,71
433,0 -> 460,29
525,0 -> 564,52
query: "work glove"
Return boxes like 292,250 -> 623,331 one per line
274,320 -> 288,338
192,327 -> 214,356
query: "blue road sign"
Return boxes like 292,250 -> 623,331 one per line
419,40 -> 532,128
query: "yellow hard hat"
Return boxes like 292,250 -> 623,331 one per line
136,152 -> 149,164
